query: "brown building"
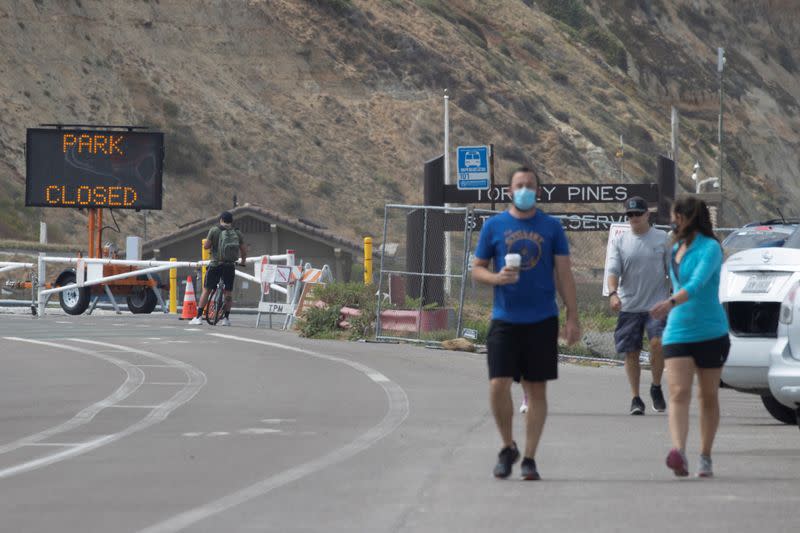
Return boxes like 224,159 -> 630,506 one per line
143,204 -> 364,306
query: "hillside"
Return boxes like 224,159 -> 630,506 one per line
1,0 -> 799,246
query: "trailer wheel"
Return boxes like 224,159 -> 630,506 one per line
57,271 -> 89,315
126,285 -> 158,314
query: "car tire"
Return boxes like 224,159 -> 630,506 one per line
760,393 -> 797,425
57,271 -> 90,315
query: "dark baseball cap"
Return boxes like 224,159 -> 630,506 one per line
220,211 -> 233,223
624,196 -> 648,214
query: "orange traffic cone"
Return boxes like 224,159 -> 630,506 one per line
180,276 -> 198,320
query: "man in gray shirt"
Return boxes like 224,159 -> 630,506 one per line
606,197 -> 670,415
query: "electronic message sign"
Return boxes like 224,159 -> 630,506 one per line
25,128 -> 164,210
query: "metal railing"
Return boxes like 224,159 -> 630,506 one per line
32,253 -> 298,317
374,203 -> 739,357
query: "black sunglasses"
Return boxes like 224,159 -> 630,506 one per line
626,211 -> 646,218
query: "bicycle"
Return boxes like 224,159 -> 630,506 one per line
203,262 -> 245,325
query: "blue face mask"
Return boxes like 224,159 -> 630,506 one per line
513,187 -> 537,211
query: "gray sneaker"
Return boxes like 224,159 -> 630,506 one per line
697,455 -> 713,478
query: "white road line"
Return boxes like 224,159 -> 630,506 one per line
138,332 -> 409,533
367,371 -> 389,382
108,405 -> 161,409
25,442 -> 85,447
261,419 -> 296,424
182,432 -> 204,437
0,436 -> 114,479
206,432 -> 229,437
0,337 -> 146,457
239,428 -> 281,435
0,338 -> 207,480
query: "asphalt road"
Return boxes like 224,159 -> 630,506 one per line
1,310 -> 798,532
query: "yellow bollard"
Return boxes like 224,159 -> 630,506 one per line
169,257 -> 177,314
364,236 -> 372,285
201,239 -> 210,287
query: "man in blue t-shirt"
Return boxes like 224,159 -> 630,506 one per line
472,166 -> 581,481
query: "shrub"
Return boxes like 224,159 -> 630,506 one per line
777,45 -> 797,73
538,0 -> 595,30
297,304 -> 343,338
553,110 -> 570,123
550,70 -> 569,85
580,26 -> 627,72
313,281 -> 375,308
307,0 -> 355,15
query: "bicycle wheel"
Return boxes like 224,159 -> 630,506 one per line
205,285 -> 225,325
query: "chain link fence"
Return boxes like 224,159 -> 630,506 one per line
376,203 -> 737,358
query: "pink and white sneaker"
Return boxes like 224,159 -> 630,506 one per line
666,448 -> 689,477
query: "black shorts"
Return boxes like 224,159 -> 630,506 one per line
663,335 -> 730,369
205,263 -> 235,291
486,316 -> 559,382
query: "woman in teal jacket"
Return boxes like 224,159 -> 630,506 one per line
650,197 -> 729,478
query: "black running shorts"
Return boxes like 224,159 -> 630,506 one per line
204,263 -> 235,291
486,316 -> 559,382
662,334 -> 730,369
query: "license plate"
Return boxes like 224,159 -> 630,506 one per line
742,275 -> 775,293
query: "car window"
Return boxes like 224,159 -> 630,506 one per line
722,225 -> 798,254
783,227 -> 800,249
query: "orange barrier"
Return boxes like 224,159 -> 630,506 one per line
180,276 -> 198,320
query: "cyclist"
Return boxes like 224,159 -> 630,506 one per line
190,211 -> 246,326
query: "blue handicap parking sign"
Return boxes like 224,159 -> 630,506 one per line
456,145 -> 491,190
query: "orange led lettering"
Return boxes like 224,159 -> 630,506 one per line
60,133 -> 124,155
77,185 -> 91,205
108,186 -> 123,207
108,135 -> 124,155
41,184 -> 140,207
60,185 -> 76,205
93,135 -> 108,154
62,134 -> 76,153
77,134 -> 92,153
93,186 -> 107,205
123,187 -> 137,207
46,185 -> 59,204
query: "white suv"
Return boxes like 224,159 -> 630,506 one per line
719,221 -> 800,424
768,282 -> 800,428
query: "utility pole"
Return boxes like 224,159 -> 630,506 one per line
717,47 -> 725,193
671,106 -> 679,188
443,89 -> 451,296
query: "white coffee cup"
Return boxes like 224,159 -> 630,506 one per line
505,253 -> 521,270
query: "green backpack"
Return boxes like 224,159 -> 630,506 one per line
218,227 -> 240,263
